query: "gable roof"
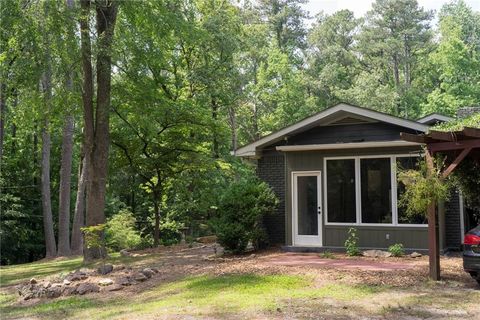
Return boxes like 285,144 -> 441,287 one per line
417,113 -> 454,125
235,103 -> 429,157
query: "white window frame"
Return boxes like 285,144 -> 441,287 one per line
324,154 -> 427,227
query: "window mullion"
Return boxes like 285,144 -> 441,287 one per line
391,156 -> 398,226
356,157 -> 361,224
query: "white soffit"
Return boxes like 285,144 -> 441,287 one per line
235,103 -> 429,157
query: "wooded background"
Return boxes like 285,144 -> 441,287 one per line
1,0 -> 479,264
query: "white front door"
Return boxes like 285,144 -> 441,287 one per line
292,171 -> 322,246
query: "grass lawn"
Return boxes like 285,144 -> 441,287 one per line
1,246 -> 479,319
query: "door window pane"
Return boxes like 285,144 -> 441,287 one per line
361,158 -> 392,223
327,159 -> 356,223
297,176 -> 318,235
397,156 -> 426,224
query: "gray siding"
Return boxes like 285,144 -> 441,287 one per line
289,123 -> 419,145
324,226 -> 428,249
285,146 -> 428,249
257,152 -> 286,245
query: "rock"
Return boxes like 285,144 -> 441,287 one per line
51,283 -> 63,288
362,250 -> 392,258
29,278 -> 37,284
117,277 -> 133,286
64,286 -> 77,296
63,279 -> 71,286
43,281 -> 52,289
150,267 -> 159,273
46,286 -> 63,298
115,264 -> 126,271
410,252 -> 422,258
196,235 -> 217,244
120,249 -> 131,257
98,278 -> 114,286
77,283 -> 100,295
133,272 -> 148,282
141,268 -> 155,279
66,271 -> 88,282
107,284 -> 124,292
97,264 -> 114,275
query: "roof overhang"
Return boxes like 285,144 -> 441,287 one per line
276,140 -> 422,152
417,113 -> 454,125
235,103 -> 429,157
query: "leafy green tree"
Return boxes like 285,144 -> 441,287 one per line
306,9 -> 360,107
421,4 -> 480,116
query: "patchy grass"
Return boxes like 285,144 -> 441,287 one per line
1,274 -> 382,319
0,252 -> 155,287
1,246 -> 479,319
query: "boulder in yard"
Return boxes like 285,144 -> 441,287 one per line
117,277 -> 133,286
29,278 -> 37,284
66,271 -> 88,282
107,284 -> 124,292
196,235 -> 217,244
64,286 -> 78,296
63,279 -> 71,286
43,281 -> 51,289
115,264 -> 126,271
141,268 -> 155,279
77,283 -> 100,295
98,278 -> 114,286
133,272 -> 148,282
362,250 -> 392,258
120,249 -> 131,257
46,286 -> 63,299
97,264 -> 113,275
150,267 -> 159,274
410,252 -> 422,258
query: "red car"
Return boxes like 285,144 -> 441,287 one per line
463,225 -> 480,285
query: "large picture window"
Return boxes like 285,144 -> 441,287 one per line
325,155 -> 425,226
397,156 -> 426,224
361,158 -> 392,223
326,159 -> 356,223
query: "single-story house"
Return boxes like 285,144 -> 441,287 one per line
235,103 -> 467,252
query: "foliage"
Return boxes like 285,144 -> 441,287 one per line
158,219 -> 183,246
451,158 -> 480,216
81,225 -> 106,253
434,112 -> 480,132
319,250 -> 336,259
105,210 -> 142,251
344,228 -> 360,256
212,176 -> 278,253
388,243 -> 405,257
398,159 -> 451,217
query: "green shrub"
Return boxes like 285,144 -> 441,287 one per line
212,177 -> 278,254
345,227 -> 360,256
320,250 -> 335,259
105,209 -> 142,251
158,219 -> 182,246
388,243 -> 405,257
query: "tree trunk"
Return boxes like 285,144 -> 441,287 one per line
228,107 -> 237,154
0,82 -> 5,163
40,1 -> 57,258
81,0 -> 118,261
211,97 -> 219,158
153,197 -> 161,247
57,113 -> 74,256
71,155 -> 87,255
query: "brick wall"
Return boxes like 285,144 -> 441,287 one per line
445,190 -> 461,249
257,153 -> 286,245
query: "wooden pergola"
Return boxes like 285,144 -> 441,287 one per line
401,127 -> 480,280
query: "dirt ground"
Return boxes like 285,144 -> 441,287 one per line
4,244 -> 480,319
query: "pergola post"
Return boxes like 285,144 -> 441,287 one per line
401,127 -> 480,281
426,151 -> 440,280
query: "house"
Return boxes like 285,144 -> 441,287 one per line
235,103 -> 464,252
